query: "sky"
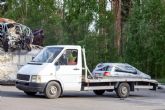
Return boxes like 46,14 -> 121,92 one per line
88,0 -> 112,32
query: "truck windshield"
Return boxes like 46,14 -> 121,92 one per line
32,47 -> 63,63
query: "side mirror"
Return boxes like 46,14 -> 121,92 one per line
32,56 -> 35,60
55,60 -> 59,66
55,61 -> 60,71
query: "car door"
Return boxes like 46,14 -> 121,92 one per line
55,48 -> 82,91
113,67 -> 131,77
124,65 -> 138,77
113,65 -> 137,77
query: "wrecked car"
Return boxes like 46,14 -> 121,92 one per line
92,63 -> 151,79
0,22 -> 33,52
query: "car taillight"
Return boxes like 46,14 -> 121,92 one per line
104,72 -> 110,76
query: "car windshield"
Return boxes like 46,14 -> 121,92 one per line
32,47 -> 63,63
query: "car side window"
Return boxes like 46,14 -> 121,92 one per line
58,49 -> 78,65
124,65 -> 137,74
125,66 -> 134,70
98,66 -> 112,71
98,67 -> 105,71
115,67 -> 124,72
106,66 -> 112,71
115,66 -> 137,74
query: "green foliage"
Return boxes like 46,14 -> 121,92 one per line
123,0 -> 165,78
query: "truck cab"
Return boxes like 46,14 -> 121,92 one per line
16,45 -> 83,98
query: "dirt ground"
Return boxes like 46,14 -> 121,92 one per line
0,86 -> 165,110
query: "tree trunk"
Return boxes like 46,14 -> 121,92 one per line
112,0 -> 122,55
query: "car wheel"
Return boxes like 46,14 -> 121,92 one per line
115,83 -> 130,98
93,90 -> 105,95
24,91 -> 37,96
44,81 -> 61,99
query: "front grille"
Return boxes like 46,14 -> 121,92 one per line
17,74 -> 30,81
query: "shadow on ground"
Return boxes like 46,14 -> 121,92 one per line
0,89 -> 155,100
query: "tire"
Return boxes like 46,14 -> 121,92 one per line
115,83 -> 130,98
44,81 -> 61,99
24,91 -> 37,96
93,90 -> 105,95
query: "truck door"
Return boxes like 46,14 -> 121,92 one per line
55,48 -> 82,91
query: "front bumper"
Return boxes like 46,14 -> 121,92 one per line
16,81 -> 46,93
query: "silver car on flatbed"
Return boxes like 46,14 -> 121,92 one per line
92,63 -> 151,79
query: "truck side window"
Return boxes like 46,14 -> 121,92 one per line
58,54 -> 67,65
58,49 -> 78,65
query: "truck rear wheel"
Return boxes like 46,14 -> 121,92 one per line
115,83 -> 130,98
93,90 -> 105,95
44,81 -> 61,99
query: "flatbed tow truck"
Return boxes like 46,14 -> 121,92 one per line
16,45 -> 158,98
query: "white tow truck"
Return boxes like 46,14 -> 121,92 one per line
16,45 -> 158,99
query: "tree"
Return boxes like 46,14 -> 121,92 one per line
124,0 -> 165,78
112,0 -> 122,55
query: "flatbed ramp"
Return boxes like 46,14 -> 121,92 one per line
83,77 -> 158,91
86,77 -> 158,83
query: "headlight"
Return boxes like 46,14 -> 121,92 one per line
31,75 -> 41,82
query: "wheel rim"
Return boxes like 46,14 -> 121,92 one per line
121,86 -> 128,95
50,86 -> 57,95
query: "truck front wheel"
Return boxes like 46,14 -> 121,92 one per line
115,83 -> 130,98
93,90 -> 105,95
44,81 -> 61,99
